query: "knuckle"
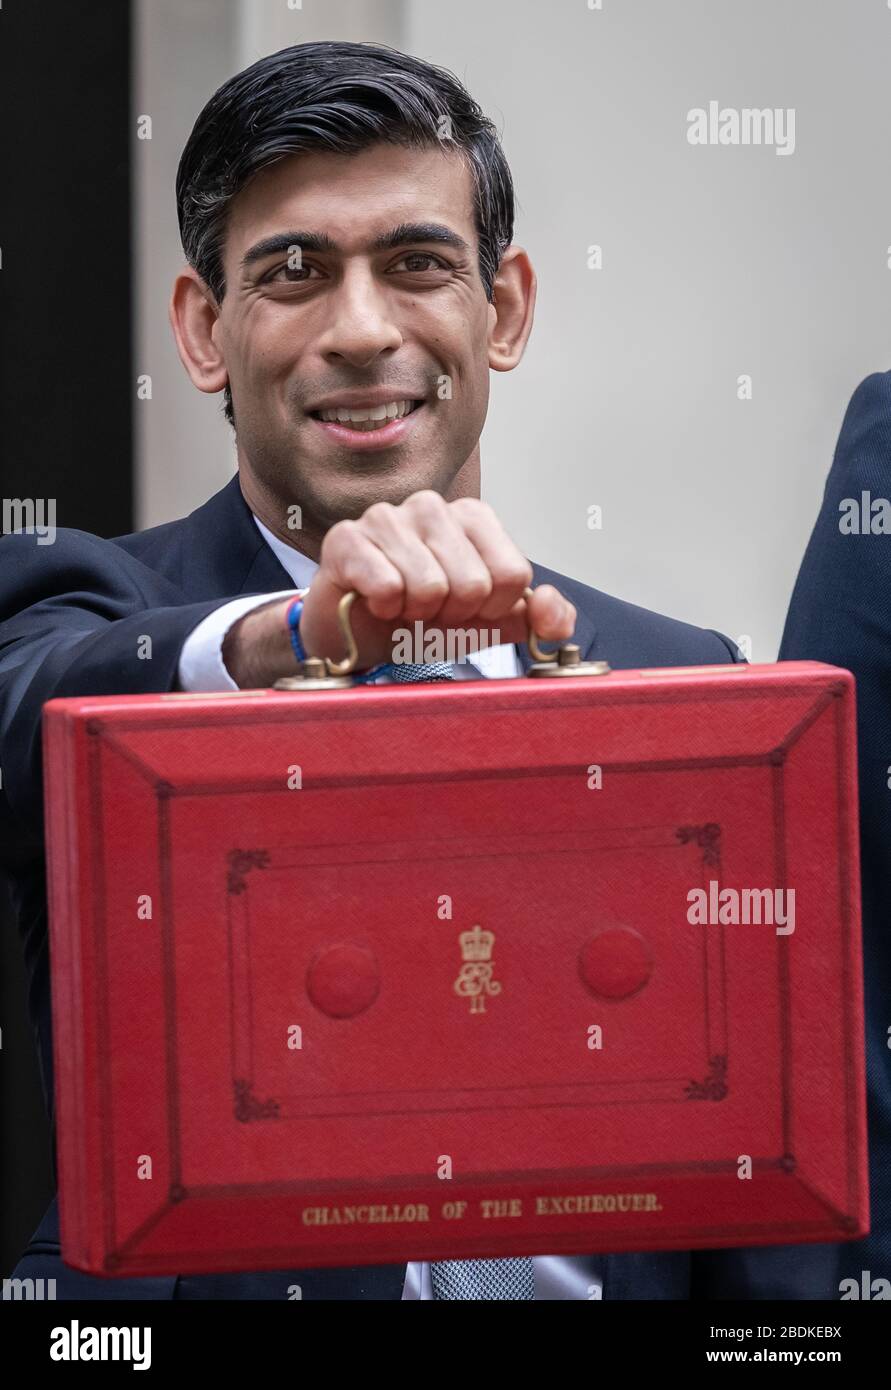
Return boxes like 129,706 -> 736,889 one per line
410,577 -> 449,607
321,518 -> 358,556
363,500 -> 397,526
450,575 -> 492,607
451,496 -> 497,522
371,576 -> 405,605
503,558 -> 534,589
404,489 -> 446,518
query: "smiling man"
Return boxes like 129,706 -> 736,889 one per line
0,41 -> 806,1302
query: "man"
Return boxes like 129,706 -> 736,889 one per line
777,371 -> 891,1300
3,40 -> 786,1300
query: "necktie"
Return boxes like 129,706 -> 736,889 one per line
386,661 -> 458,682
430,1256 -> 536,1301
384,659 -> 536,1298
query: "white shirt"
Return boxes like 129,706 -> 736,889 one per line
177,512 -> 604,1300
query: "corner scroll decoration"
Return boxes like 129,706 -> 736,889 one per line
675,822 -> 721,866
227,848 -> 270,895
234,1079 -> 280,1122
684,1054 -> 728,1100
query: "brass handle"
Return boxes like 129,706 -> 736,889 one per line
522,586 -> 560,664
325,590 -> 361,677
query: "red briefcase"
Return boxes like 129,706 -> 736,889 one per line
42,634 -> 868,1277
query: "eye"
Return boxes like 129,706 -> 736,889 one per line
390,252 -> 448,273
264,262 -> 323,284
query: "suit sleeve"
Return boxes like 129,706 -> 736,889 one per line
0,528 -> 235,847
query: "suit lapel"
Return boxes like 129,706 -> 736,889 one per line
179,474 -> 298,600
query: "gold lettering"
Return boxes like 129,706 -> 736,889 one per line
480,1198 -> 523,1218
534,1192 -> 662,1216
302,1203 -> 430,1226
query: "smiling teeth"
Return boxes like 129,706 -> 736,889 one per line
318,399 -> 416,428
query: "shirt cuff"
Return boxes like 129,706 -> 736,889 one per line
177,589 -> 307,692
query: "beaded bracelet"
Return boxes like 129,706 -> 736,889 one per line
286,594 -> 307,665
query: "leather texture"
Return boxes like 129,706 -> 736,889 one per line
40,659 -> 866,1278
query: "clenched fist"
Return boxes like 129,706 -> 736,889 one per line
223,491 -> 577,688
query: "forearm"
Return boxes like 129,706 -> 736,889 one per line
221,595 -> 300,689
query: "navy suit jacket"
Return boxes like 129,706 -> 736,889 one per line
0,472 -> 829,1299
778,371 -> 891,1297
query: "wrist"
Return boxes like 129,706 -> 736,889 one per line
222,592 -> 307,688
286,594 -> 308,665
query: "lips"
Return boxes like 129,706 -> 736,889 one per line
307,397 -> 427,451
310,398 -> 422,430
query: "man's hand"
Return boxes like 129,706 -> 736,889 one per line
222,492 -> 576,688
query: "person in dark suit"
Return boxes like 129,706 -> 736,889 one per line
776,371 -> 891,1301
0,39 -> 812,1300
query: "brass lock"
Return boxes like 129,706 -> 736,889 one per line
272,586 -> 611,689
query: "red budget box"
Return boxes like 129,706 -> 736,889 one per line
42,660 -> 868,1277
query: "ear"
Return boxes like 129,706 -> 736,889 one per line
168,267 -> 229,395
487,246 -> 536,372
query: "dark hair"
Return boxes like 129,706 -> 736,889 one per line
175,40 -> 516,428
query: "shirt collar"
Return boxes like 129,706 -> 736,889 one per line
252,514 -> 319,589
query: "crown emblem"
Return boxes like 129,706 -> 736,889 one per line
459,924 -> 494,963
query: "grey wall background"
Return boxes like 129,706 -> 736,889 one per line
135,0 -> 891,662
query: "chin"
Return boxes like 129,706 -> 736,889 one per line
324,464 -> 456,515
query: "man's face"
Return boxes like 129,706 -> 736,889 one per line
214,142 -> 496,532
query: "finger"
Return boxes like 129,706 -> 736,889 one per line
319,519 -> 410,621
358,501 -> 450,621
525,583 -> 577,641
402,492 -> 495,625
446,498 -> 533,621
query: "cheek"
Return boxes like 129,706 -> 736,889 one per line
238,335 -> 285,389
233,303 -> 294,379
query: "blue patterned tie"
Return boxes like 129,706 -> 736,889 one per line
430,1256 -> 536,1300
386,661 -> 458,682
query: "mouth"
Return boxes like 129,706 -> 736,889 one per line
306,397 -> 426,451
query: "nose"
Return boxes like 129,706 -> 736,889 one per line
316,263 -> 403,367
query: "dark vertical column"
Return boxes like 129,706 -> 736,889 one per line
0,0 -> 133,1274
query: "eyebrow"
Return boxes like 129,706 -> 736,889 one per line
240,222 -> 471,270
